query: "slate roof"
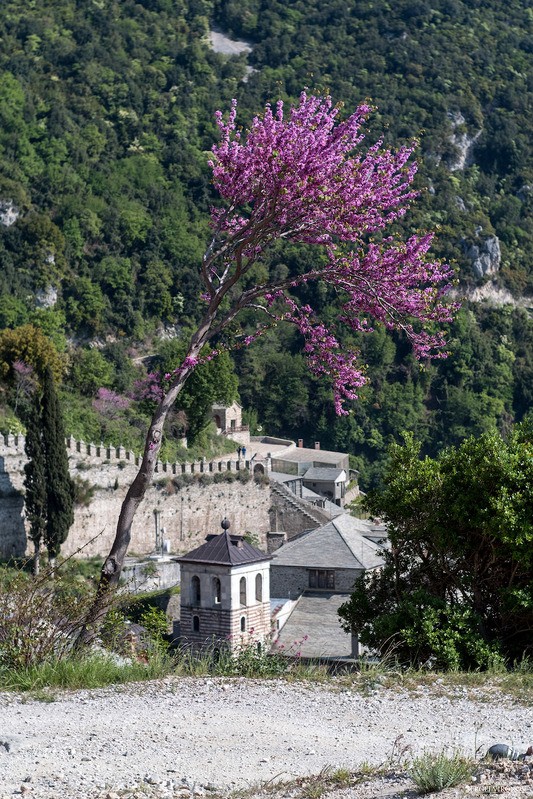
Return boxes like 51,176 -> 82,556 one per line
301,487 -> 345,517
177,531 -> 271,566
274,447 -> 348,466
303,467 -> 346,482
271,514 -> 385,571
273,591 -> 353,659
269,471 -> 303,484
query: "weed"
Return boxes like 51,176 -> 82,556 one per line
0,650 -> 174,692
329,766 -> 351,787
409,749 -> 475,793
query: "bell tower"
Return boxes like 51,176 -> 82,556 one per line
177,519 -> 271,652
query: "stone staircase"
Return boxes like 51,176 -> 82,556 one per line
270,481 -> 333,532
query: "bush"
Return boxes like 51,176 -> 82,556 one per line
237,468 -> 251,484
73,475 -> 96,506
214,638 -> 290,678
0,567 -> 91,669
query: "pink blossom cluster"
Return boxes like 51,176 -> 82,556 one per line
132,373 -> 164,404
203,93 -> 456,413
92,387 -> 132,417
210,92 -> 417,251
284,300 -> 366,415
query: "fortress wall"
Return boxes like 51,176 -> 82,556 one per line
0,435 -> 272,560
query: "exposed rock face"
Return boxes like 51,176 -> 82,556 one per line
0,199 -> 20,227
35,285 -> 58,308
447,111 -> 482,172
209,29 -> 252,55
464,234 -> 501,278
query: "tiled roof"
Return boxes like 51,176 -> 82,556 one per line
273,591 -> 353,659
177,531 -> 271,566
303,467 -> 346,482
269,471 -> 303,484
271,514 -> 385,570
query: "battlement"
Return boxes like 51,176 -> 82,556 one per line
0,433 -> 269,477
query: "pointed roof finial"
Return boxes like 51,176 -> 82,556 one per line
221,517 -> 231,531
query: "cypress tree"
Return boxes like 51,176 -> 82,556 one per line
41,367 -> 75,565
23,389 -> 47,575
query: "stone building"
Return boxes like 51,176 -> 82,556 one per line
177,520 -> 271,652
270,514 -> 386,660
212,402 -> 250,445
270,514 -> 385,598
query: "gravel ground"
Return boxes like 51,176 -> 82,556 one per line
0,677 -> 532,799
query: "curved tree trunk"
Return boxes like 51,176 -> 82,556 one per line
76,333 -> 209,648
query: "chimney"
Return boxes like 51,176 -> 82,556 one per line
314,441 -> 320,450
297,438 -> 303,448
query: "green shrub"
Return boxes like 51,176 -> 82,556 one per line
237,468 -> 251,484
139,606 -> 169,653
73,475 -> 96,506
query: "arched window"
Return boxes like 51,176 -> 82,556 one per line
239,576 -> 246,606
191,575 -> 201,605
240,615 -> 246,632
192,615 -> 200,632
255,573 -> 263,602
213,577 -> 221,605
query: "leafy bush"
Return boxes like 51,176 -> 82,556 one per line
139,606 -> 169,654
237,468 -> 251,484
73,475 -> 96,506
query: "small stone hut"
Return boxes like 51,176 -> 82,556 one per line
177,520 -> 271,652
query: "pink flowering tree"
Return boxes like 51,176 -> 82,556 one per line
80,92 -> 455,641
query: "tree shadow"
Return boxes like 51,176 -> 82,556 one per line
0,455 -> 27,559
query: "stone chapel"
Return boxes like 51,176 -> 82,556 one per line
177,520 -> 272,652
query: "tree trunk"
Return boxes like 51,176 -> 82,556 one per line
33,545 -> 40,577
76,338 -> 207,649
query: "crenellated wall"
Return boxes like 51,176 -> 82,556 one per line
0,434 -> 273,560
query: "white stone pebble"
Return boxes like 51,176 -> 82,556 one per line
0,677 -> 531,798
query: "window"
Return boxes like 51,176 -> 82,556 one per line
239,576 -> 246,606
255,573 -> 263,602
308,569 -> 335,590
191,575 -> 201,605
213,577 -> 221,605
192,615 -> 200,632
240,615 -> 246,632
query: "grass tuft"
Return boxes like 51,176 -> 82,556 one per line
409,750 -> 475,793
0,651 -> 174,692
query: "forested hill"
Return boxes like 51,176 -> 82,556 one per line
0,0 -> 532,488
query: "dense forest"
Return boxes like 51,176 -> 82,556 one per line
0,0 -> 532,487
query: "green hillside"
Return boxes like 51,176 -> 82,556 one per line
0,0 -> 532,486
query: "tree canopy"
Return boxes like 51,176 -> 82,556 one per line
338,424 -> 533,669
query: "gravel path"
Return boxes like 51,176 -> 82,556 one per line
0,677 -> 532,798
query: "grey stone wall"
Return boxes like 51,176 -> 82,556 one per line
269,483 -> 330,536
270,564 -> 363,598
0,434 -> 272,559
